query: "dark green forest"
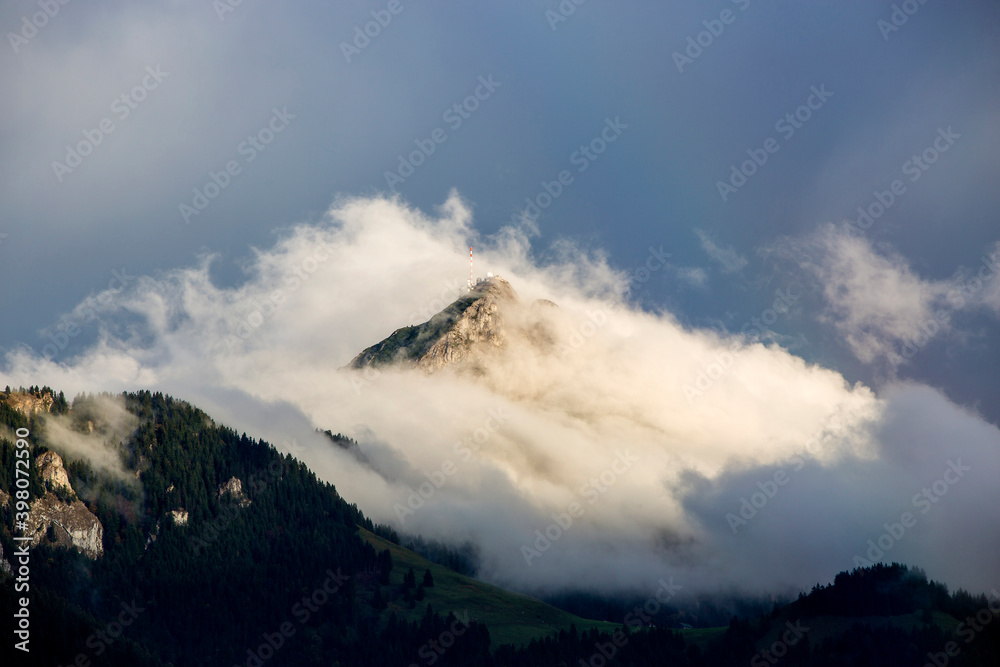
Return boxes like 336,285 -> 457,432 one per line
1,388 -> 998,666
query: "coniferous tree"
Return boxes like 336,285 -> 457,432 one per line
372,586 -> 387,611
377,548 -> 393,585
4,389 -> 1000,667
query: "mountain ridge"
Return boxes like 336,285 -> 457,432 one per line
347,275 -> 518,373
3,388 -> 999,665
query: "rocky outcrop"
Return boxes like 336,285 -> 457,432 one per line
168,510 -> 189,526
348,276 -> 518,372
27,493 -> 103,559
3,392 -> 53,416
37,451 -> 75,496
18,451 -> 103,559
218,477 -> 250,506
417,277 -> 515,371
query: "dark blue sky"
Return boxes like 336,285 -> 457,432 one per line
1,0 -> 998,419
2,0 -> 1000,596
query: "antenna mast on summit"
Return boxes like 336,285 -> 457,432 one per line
468,246 -> 473,291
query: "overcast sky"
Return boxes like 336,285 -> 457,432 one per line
1,1 -> 999,597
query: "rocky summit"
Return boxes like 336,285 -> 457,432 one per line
348,275 -> 519,373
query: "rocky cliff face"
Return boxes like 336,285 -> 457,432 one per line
168,509 -> 189,526
4,392 -> 53,416
218,476 -> 251,506
37,450 -> 75,495
348,276 -> 520,373
416,277 -> 516,371
1,394 -> 108,559
27,493 -> 104,559
20,452 -> 104,558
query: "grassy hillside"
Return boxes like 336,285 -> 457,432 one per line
358,527 -> 620,648
4,389 -> 998,665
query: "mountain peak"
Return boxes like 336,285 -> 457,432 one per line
348,275 -> 518,372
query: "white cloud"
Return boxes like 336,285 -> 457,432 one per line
779,225 -> 1000,369
40,394 -> 139,485
675,266 -> 709,289
681,382 -> 1000,594
1,195 -> 998,596
809,225 -> 951,365
976,242 -> 1000,314
695,228 -> 748,274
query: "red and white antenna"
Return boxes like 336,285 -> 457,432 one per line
468,246 -> 474,291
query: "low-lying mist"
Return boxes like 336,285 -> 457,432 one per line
2,192 -> 998,599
